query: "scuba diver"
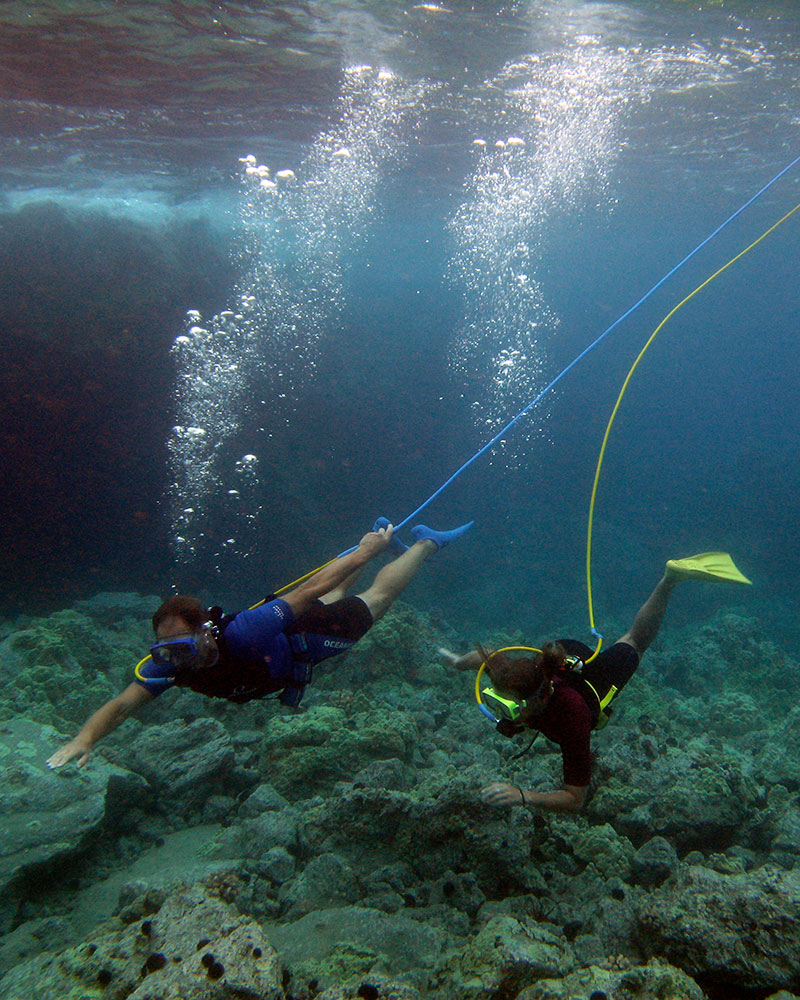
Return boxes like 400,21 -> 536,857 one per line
440,552 -> 751,813
47,518 -> 472,769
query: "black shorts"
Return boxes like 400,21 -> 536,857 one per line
287,595 -> 374,643
559,638 -> 640,699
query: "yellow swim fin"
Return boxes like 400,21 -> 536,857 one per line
666,552 -> 752,585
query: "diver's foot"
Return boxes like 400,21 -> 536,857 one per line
373,517 -> 408,553
665,552 -> 752,585
410,520 -> 474,551
665,559 -> 689,583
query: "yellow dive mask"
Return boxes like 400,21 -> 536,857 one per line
475,646 -> 542,723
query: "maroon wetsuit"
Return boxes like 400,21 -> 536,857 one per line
532,638 -> 640,787
534,679 -> 595,786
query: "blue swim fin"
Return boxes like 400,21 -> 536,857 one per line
409,520 -> 474,551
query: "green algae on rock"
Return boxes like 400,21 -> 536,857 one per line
0,717 -> 147,936
258,706 -> 419,797
516,957 -> 706,1000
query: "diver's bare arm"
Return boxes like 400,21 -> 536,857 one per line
439,648 -> 483,671
481,780 -> 587,813
282,528 -> 392,616
519,784 -> 587,813
46,683 -> 153,768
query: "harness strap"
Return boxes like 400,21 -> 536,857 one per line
279,663 -> 313,707
280,635 -> 315,706
582,678 -> 619,730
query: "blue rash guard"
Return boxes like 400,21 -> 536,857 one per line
136,598 -> 303,705
136,594 -> 373,706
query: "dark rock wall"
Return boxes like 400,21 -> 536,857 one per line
0,201 -> 237,610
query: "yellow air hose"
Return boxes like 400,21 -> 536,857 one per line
145,204 -> 799,676
583,200 -> 800,663
475,646 -> 542,710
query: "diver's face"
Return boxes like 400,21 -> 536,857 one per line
155,615 -> 219,670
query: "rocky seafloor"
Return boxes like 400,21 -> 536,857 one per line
1,592 -> 800,1000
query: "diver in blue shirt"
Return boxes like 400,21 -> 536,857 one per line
47,519 -> 472,769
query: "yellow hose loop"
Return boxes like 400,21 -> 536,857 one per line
474,645 -> 543,705
584,634 -> 602,665
586,200 -> 800,659
474,663 -> 485,704
134,654 -> 153,681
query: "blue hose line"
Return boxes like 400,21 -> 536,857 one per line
479,703 -> 497,723
336,151 -> 800,558
392,150 -> 800,531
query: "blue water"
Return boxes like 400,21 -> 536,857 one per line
1,0 -> 799,643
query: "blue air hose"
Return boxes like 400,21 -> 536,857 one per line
391,151 -> 800,530
332,151 -> 800,560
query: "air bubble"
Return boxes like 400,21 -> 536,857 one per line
170,67 -> 429,569
447,44 -> 649,456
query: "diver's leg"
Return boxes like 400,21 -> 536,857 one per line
357,540 -> 436,621
319,567 -> 364,604
617,573 -> 677,655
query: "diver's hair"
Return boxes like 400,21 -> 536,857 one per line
538,641 -> 569,678
481,641 -> 568,721
152,595 -> 207,633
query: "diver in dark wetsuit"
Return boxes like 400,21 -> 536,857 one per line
47,519 -> 472,769
441,552 -> 751,813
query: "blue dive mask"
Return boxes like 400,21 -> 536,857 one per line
134,625 -> 217,685
149,633 -> 204,671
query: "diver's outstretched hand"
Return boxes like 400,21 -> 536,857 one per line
481,781 -> 525,807
46,738 -> 91,769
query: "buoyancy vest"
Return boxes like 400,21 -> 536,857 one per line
172,606 -> 312,707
